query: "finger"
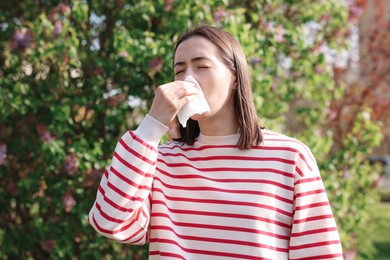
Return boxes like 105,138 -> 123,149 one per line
177,94 -> 196,109
175,81 -> 199,98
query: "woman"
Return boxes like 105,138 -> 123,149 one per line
89,25 -> 343,259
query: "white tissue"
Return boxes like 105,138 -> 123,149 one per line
177,77 -> 210,127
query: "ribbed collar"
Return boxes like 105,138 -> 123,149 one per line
196,133 -> 240,145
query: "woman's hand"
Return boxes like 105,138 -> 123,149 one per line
149,81 -> 198,126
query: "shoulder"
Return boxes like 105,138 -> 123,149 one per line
262,129 -> 311,152
261,129 -> 317,175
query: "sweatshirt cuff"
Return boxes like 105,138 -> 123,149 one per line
133,114 -> 169,144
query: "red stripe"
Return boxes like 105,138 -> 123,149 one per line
148,193 -> 152,210
159,144 -> 237,151
150,225 -> 289,252
148,238 -> 274,259
159,137 -> 314,171
135,206 -> 143,219
154,175 -> 294,200
262,134 -> 316,167
161,143 -> 296,154
129,130 -> 157,152
157,159 -> 295,179
160,144 -> 311,171
92,214 -> 137,235
293,214 -> 334,224
294,189 -> 326,199
92,214 -> 148,243
295,201 -> 329,211
290,227 -> 338,237
119,138 -> 155,165
161,143 -> 299,155
141,207 -> 149,221
106,181 -> 145,202
124,226 -> 148,245
290,253 -> 343,260
295,176 -> 321,185
159,152 -> 295,165
289,240 -> 341,250
156,168 -> 294,192
295,166 -> 305,177
263,146 -> 313,172
153,187 -> 293,216
149,251 -> 185,259
297,152 -> 313,171
152,199 -> 291,228
122,225 -> 147,243
151,212 -> 290,240
98,186 -> 134,213
95,202 -> 131,224
110,166 -> 151,190
113,152 -> 153,178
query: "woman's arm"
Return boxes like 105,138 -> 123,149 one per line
289,145 -> 343,259
89,80 -> 198,244
88,115 -> 168,244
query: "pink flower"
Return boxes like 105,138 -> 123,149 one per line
214,7 -> 227,23
53,20 -> 62,37
164,0 -> 174,12
149,56 -> 163,72
63,153 -> 77,175
63,193 -> 76,213
266,21 -> 274,32
275,25 -> 285,43
60,4 -> 71,16
266,22 -> 285,43
0,143 -> 6,165
348,3 -> 364,23
36,124 -> 55,143
13,29 -> 32,49
328,108 -> 338,121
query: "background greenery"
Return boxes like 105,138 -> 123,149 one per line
363,202 -> 390,260
0,0 -> 385,259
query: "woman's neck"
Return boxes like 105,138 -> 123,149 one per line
198,113 -> 239,136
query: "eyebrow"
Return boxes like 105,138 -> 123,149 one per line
174,56 -> 212,67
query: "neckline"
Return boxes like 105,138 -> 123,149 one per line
196,133 -> 240,145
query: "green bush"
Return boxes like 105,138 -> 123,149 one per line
0,0 -> 382,259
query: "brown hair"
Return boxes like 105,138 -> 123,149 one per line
173,25 -> 263,150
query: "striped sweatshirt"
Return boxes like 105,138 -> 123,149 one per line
89,114 -> 343,260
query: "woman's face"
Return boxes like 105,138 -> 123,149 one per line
174,36 -> 236,122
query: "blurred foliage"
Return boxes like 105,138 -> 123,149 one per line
0,0 -> 383,259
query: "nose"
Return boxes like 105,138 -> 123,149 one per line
182,74 -> 198,85
180,65 -> 196,80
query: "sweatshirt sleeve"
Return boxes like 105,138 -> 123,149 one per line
88,114 -> 168,244
288,144 -> 343,260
